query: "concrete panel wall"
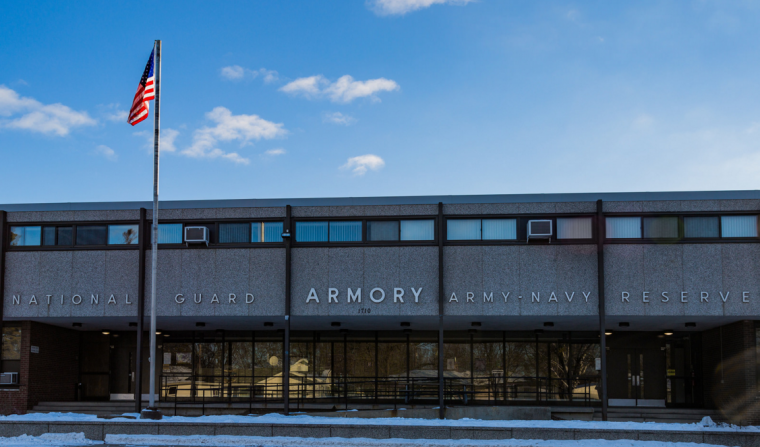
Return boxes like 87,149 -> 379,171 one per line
144,248 -> 286,317
443,245 -> 598,316
291,247 -> 439,316
604,244 -> 760,317
4,251 -> 139,318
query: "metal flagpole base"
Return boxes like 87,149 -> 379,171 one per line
140,407 -> 163,420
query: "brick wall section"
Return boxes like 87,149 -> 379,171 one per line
0,321 -> 30,415
26,322 -> 80,410
702,320 -> 760,425
0,321 -> 80,415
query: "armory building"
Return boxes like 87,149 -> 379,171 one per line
1,191 -> 759,421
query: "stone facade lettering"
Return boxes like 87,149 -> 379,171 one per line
620,291 -> 750,303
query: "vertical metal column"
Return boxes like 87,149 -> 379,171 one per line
134,207 -> 147,412
283,205 -> 292,415
0,211 -> 6,328
596,199 -> 609,421
437,202 -> 445,419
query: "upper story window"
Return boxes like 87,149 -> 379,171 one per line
107,225 -> 139,245
156,223 -> 183,244
295,219 -> 435,243
219,222 -> 283,243
606,215 -> 759,240
10,226 -> 41,246
447,219 -> 517,241
722,215 -> 758,238
557,217 -> 593,239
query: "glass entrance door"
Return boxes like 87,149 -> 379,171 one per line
608,348 -> 666,407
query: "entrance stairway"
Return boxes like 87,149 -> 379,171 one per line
591,407 -> 727,424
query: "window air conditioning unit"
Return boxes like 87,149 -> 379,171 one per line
0,373 -> 18,385
527,220 -> 552,242
184,226 -> 209,246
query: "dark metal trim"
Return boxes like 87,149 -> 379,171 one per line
437,202 -> 445,419
134,208 -> 147,412
0,211 -> 6,325
596,200 -> 608,421
284,205 -> 292,415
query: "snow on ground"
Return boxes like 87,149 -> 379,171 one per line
0,412 -> 755,433
0,433 -> 731,447
0,433 -> 98,445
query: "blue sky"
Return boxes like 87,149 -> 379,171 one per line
2,0 -> 760,204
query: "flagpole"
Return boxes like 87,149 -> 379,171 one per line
142,39 -> 163,420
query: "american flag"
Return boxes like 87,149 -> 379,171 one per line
127,49 -> 155,126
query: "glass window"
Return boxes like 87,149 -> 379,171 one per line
76,225 -> 107,245
1,327 -> 21,361
605,217 -> 641,239
108,224 -> 139,245
10,226 -> 41,246
557,218 -> 592,239
401,220 -> 435,241
482,219 -> 517,240
722,215 -> 758,238
42,227 -> 56,246
156,223 -> 183,244
684,217 -> 719,238
643,217 -> 679,239
330,221 -> 362,242
219,223 -> 249,243
56,227 -> 73,246
368,221 -> 399,241
447,219 -> 481,240
296,221 -> 328,242
264,222 -> 283,242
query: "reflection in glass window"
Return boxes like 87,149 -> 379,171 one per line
10,226 -> 41,246
557,218 -> 592,239
447,219 -> 481,240
684,217 -> 719,238
605,217 -> 641,239
368,221 -> 399,241
400,220 -> 435,241
251,222 -> 284,242
219,223 -> 249,243
643,217 -> 679,239
42,227 -> 56,246
108,224 -> 139,245
482,219 -> 517,240
722,215 -> 758,238
156,224 -> 183,244
57,227 -> 73,246
1,327 -> 21,360
77,225 -> 108,245
296,221 -> 328,242
330,221 -> 362,242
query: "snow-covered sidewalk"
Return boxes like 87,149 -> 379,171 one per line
0,411 -> 755,433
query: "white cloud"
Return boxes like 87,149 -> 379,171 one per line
265,148 -> 286,156
368,0 -> 475,16
221,65 -> 246,80
323,111 -> 357,126
183,107 -> 287,165
340,154 -> 385,175
280,75 -> 399,103
0,85 -> 96,136
106,110 -> 128,122
94,145 -> 117,161
221,66 -> 279,83
631,114 -> 655,131
134,128 -> 180,153
566,9 -> 581,22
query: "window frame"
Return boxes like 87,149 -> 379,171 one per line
603,212 -> 760,243
444,214 -> 596,245
292,216 -> 438,247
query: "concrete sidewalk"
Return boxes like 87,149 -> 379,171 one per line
0,420 -> 758,446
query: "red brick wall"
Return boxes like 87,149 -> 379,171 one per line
702,320 -> 760,425
0,321 -> 29,415
0,321 -> 80,414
